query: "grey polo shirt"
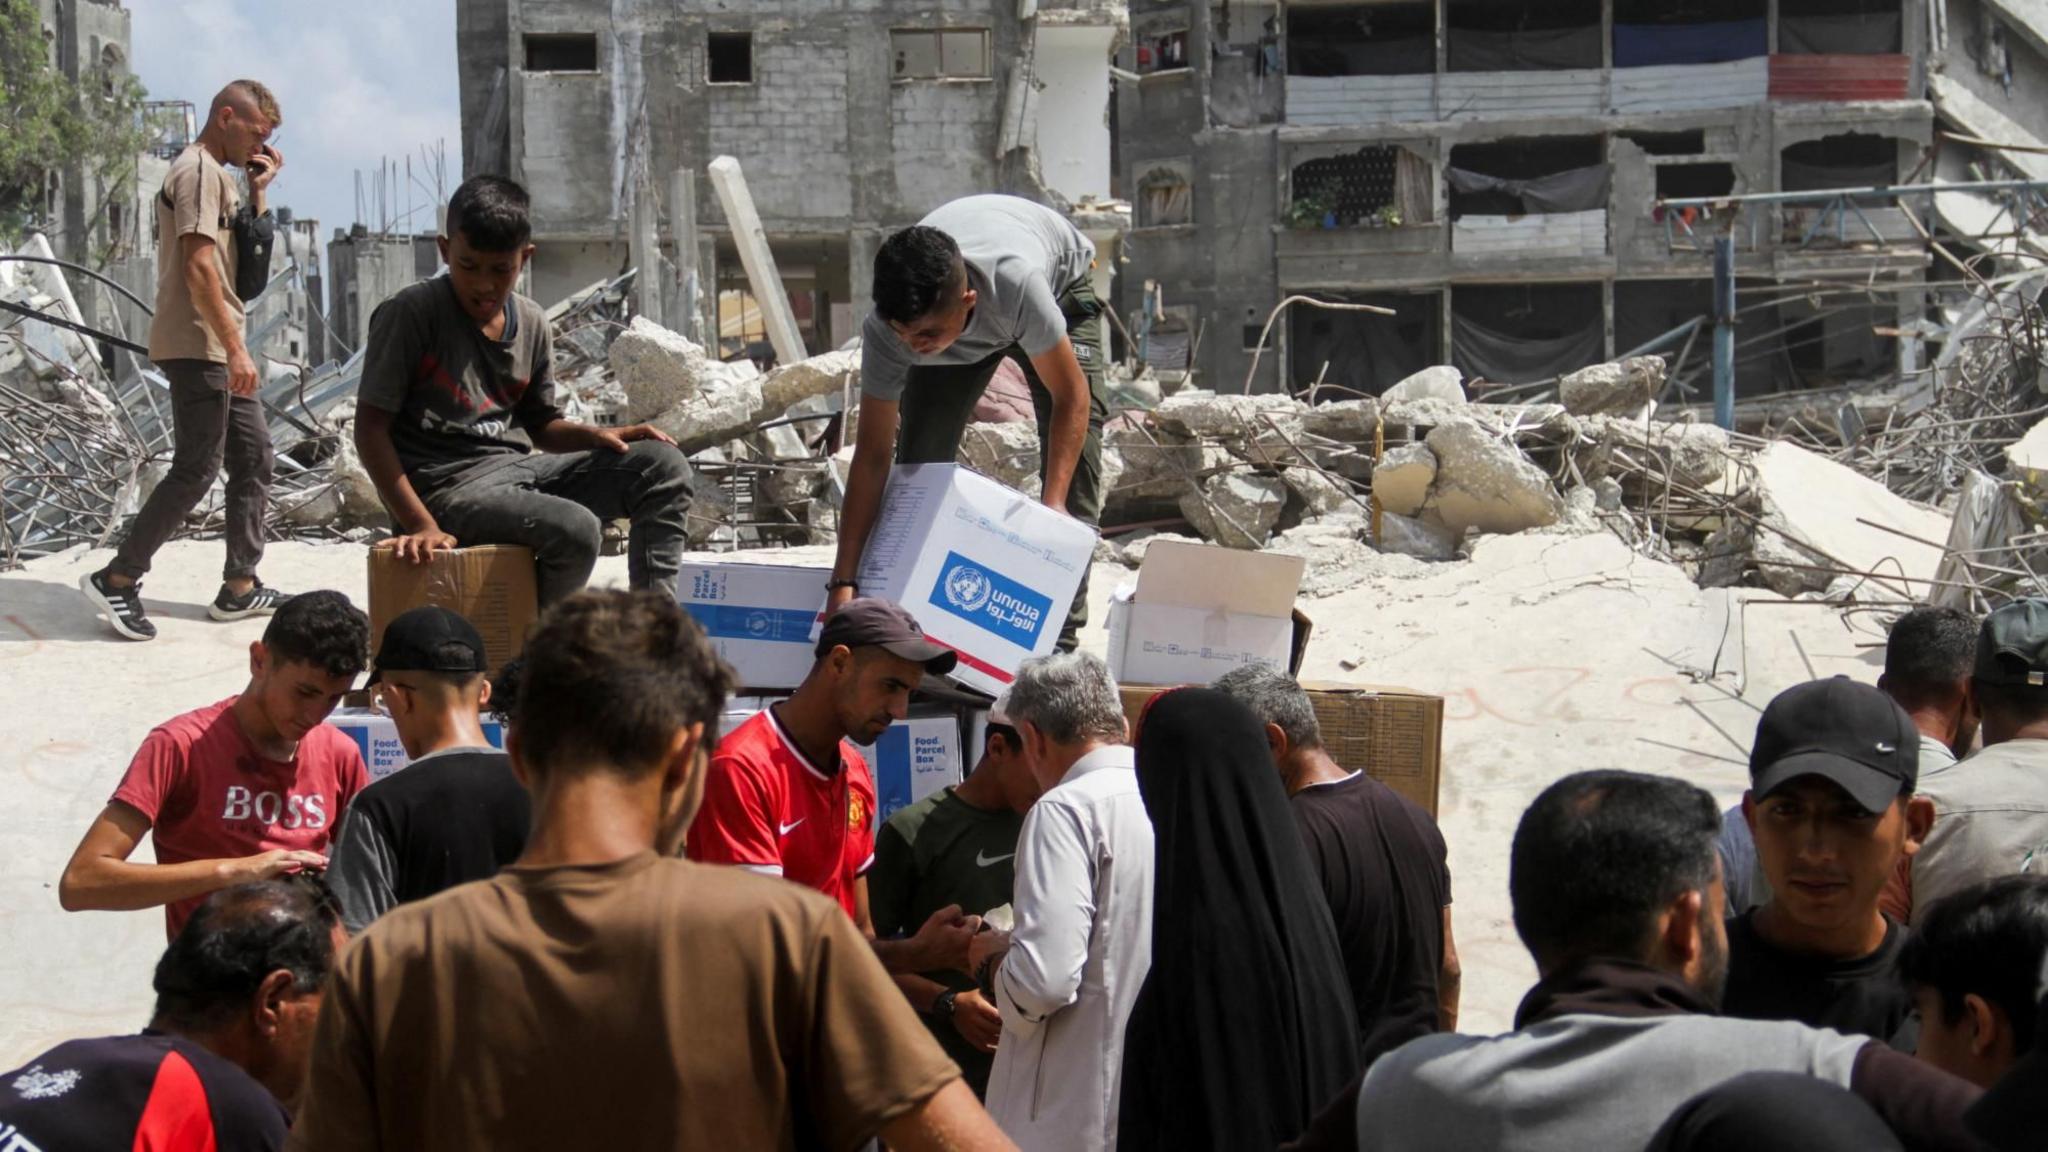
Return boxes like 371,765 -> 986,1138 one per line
860,195 -> 1096,402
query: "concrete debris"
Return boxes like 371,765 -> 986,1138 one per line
1371,442 -> 1437,517
2007,416 -> 2048,497
1419,420 -> 1565,535
1745,441 -> 1950,598
1179,472 -> 1287,549
1380,365 -> 1466,405
1268,513 -> 1383,598
959,421 -> 1042,494
1155,390 -> 1305,440
609,315 -> 761,423
1110,530 -> 1206,567
1373,511 -> 1462,562
1301,399 -> 1381,441
1107,424 -> 1222,500
1559,356 -> 1665,417
1283,466 -> 1356,517
761,347 -> 858,413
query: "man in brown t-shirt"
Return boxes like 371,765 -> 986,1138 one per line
81,80 -> 296,642
353,175 -> 693,606
289,590 -> 1009,1152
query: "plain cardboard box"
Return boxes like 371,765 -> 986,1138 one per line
678,562 -> 829,690
367,545 -> 537,674
1118,682 -> 1443,816
328,709 -> 507,782
854,464 -> 1098,696
1106,542 -> 1306,687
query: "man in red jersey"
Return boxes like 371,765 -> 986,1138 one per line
690,598 -> 981,973
60,591 -> 371,938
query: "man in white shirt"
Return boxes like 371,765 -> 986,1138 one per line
969,653 -> 1152,1152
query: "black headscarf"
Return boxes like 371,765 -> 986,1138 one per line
1117,688 -> 1361,1151
1647,1071 -> 1906,1152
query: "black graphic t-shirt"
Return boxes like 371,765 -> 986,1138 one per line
358,275 -> 562,491
1721,910 -> 1917,1048
0,1031 -> 287,1152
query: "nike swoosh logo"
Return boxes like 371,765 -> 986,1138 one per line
780,819 -> 805,836
976,851 -> 1015,868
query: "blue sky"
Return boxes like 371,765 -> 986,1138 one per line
129,0 -> 465,255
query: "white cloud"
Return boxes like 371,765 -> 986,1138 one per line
128,0 -> 463,260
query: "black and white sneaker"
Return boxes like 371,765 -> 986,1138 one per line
80,569 -> 156,641
209,581 -> 294,621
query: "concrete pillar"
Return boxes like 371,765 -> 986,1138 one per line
666,166 -> 700,341
630,167 -> 663,323
849,227 -> 884,341
708,155 -> 809,367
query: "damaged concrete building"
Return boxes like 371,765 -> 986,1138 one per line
454,0 -> 1129,359
1117,0 -> 1946,405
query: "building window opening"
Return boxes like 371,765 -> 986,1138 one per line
1447,0 -> 1602,72
708,32 -> 753,84
524,32 -> 599,73
1780,0 -> 1902,55
1780,132 -> 1896,193
1288,146 -> 1434,228
893,29 -> 992,80
1287,4 -> 1435,77
1136,27 -> 1190,73
1613,0 -> 1766,67
1138,164 -> 1193,227
1620,129 -> 1708,156
1656,162 -> 1737,199
1447,136 -> 1606,218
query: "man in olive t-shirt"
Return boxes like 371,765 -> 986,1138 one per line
289,590 -> 1007,1152
870,703 -> 1042,1097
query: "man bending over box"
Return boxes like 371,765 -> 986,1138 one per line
354,175 -> 694,605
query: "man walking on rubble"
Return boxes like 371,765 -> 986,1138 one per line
81,80 -> 294,641
827,194 -> 1106,651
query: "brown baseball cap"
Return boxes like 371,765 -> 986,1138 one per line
815,598 -> 959,675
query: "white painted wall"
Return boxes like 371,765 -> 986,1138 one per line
1033,25 -> 1115,203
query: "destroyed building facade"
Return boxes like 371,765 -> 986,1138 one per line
1117,0 -> 1947,404
453,0 -> 1129,359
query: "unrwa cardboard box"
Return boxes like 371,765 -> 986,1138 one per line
367,545 -> 537,675
1106,541 -> 1306,687
679,562 -> 829,691
329,709 -> 507,782
1118,683 -> 1444,816
855,464 -> 1097,697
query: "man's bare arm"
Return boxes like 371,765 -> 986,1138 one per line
353,407 -> 456,564
878,1079 -> 1017,1152
828,393 -> 900,609
181,234 -> 256,395
527,418 -> 675,455
59,802 -> 322,912
1025,337 -> 1089,511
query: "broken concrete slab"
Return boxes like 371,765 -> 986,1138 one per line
1747,441 -> 1951,599
760,347 -> 858,413
1283,466 -> 1356,516
1374,511 -> 1461,562
1371,442 -> 1437,517
1422,420 -> 1565,535
1268,514 -> 1389,598
1381,365 -> 1465,404
1179,472 -> 1287,549
959,421 -> 1042,494
1155,390 -> 1305,440
1302,399 -> 1382,441
1108,424 -> 1226,500
1114,530 -> 1206,567
609,316 -> 760,423
1559,356 -> 1665,417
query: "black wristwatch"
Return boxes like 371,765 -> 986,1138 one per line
826,578 -> 859,593
930,989 -> 959,1019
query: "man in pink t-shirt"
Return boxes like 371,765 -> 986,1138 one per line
61,591 -> 372,937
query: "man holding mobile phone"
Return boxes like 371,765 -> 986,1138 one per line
81,80 -> 295,642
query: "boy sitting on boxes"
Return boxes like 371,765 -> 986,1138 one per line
354,175 -> 694,605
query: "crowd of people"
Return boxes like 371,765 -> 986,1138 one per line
12,74 -> 2048,1152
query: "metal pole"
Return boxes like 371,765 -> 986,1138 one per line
1713,235 -> 1736,431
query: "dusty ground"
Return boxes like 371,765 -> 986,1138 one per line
0,530 -> 1884,1068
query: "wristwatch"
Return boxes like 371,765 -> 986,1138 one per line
931,989 -> 959,1020
826,578 -> 859,593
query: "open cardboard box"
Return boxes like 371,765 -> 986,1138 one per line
1106,541 -> 1310,685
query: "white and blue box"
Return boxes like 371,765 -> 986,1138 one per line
855,464 -> 1098,697
678,562 -> 831,692
328,709 -> 506,782
873,714 -> 967,826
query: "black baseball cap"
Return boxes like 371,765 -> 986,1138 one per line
1966,976 -> 2048,1151
367,606 -> 489,685
1749,676 -> 1920,814
815,598 -> 959,676
1975,599 -> 2048,688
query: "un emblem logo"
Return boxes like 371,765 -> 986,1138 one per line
943,565 -> 993,613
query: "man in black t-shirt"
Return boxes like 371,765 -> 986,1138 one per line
0,876 -> 342,1149
868,697 -> 1042,1097
1722,677 -> 1935,1046
327,607 -> 530,932
1216,666 -> 1458,1066
354,176 -> 693,605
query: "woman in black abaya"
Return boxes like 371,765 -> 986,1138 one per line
1117,688 -> 1361,1151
